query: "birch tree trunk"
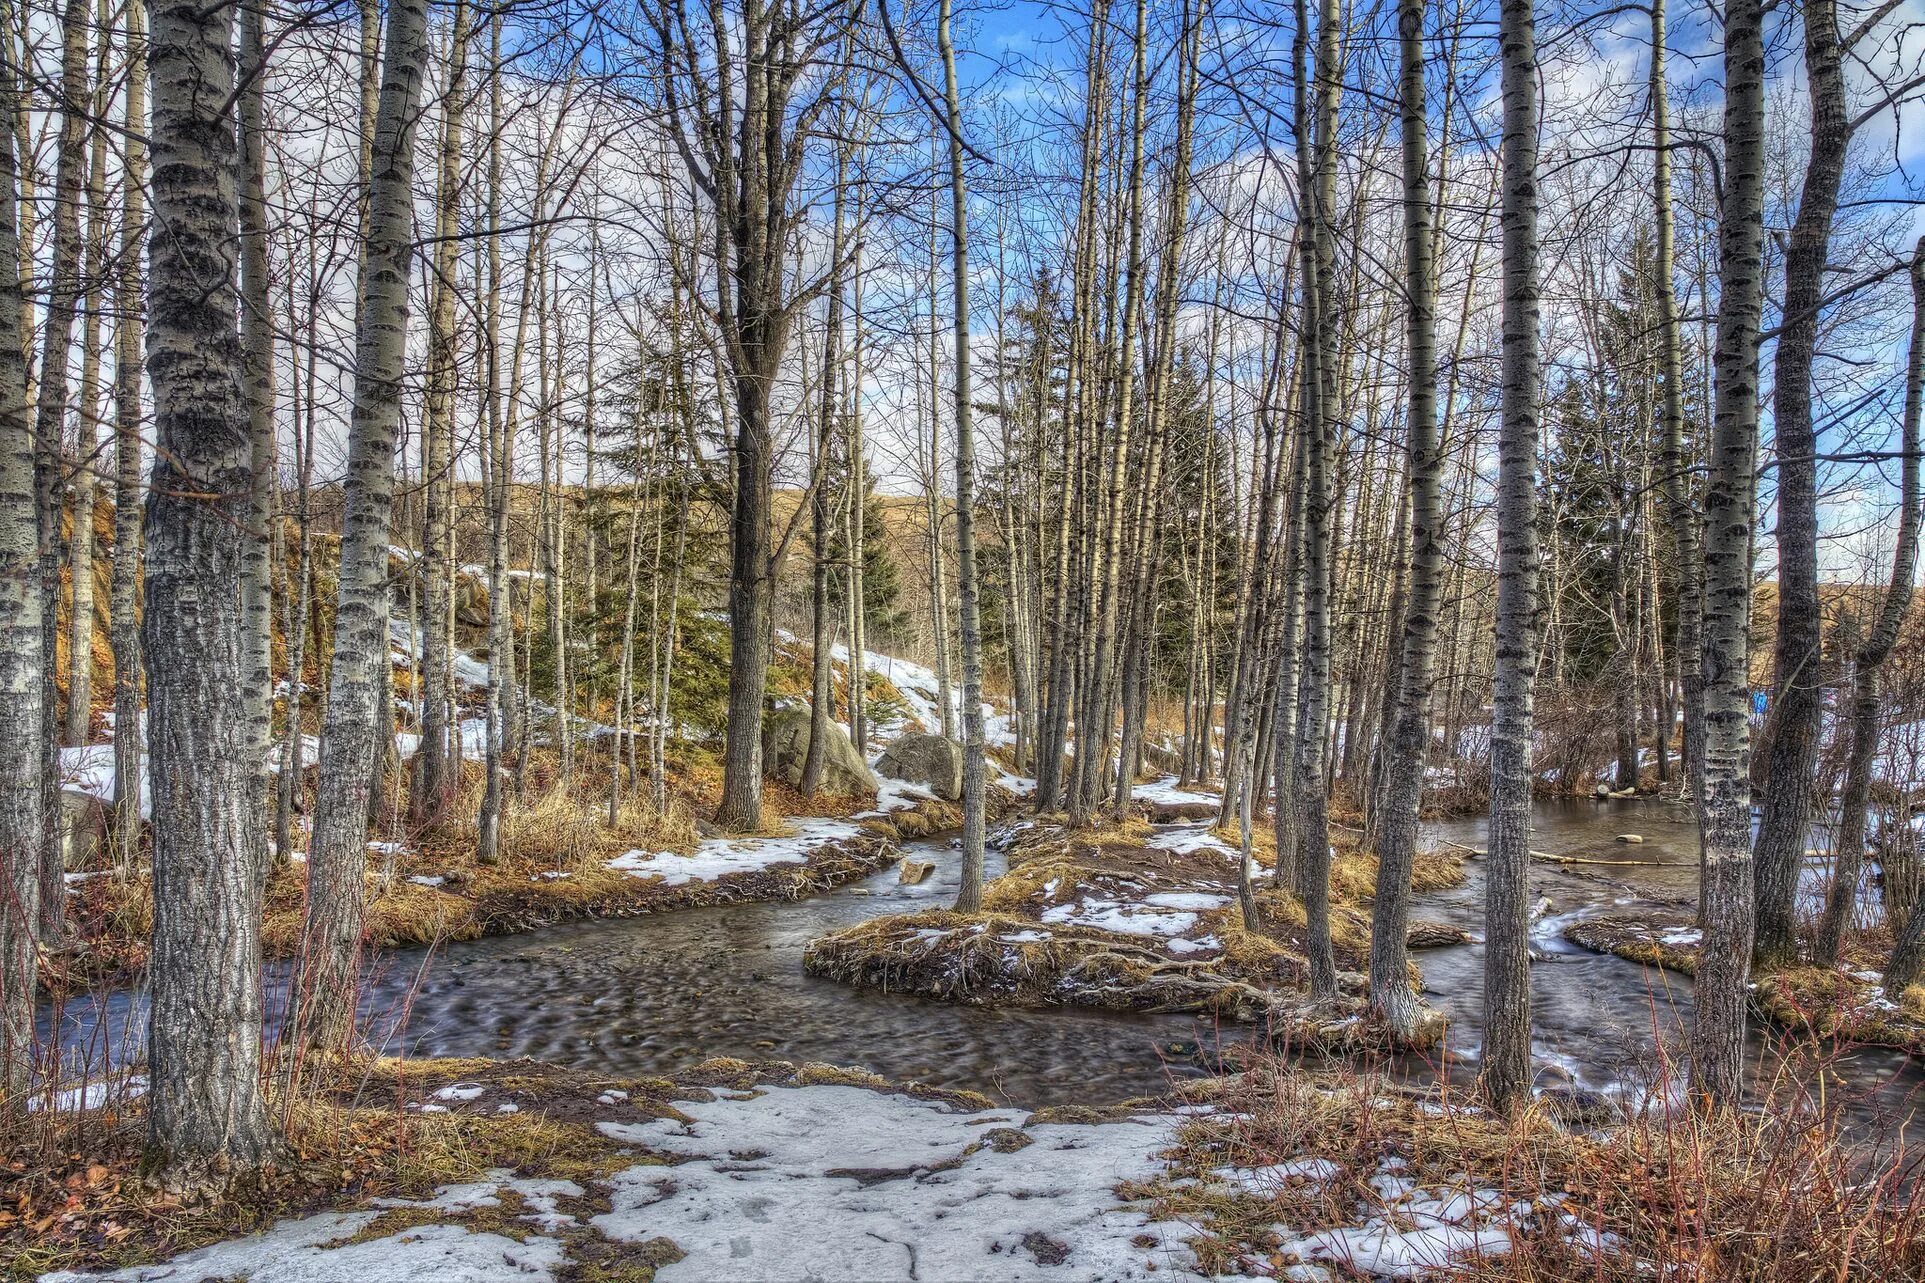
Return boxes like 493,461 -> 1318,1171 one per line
801,149 -> 847,799
1071,0 -> 1149,824
1112,0 -> 1202,819
237,0 -> 275,867
0,0 -> 40,1106
1820,239 -> 1923,966
1368,0 -> 1445,1043
1753,0 -> 1844,970
34,0 -> 90,940
64,13 -> 108,752
109,0 -> 146,872
142,0 -> 280,1173
1650,0 -> 1700,811
938,0 -> 987,911
290,0 -> 431,1054
1482,0 -> 1542,1111
847,241 -> 869,755
410,0 -> 469,828
1692,0 -> 1768,1106
1294,0 -> 1340,1004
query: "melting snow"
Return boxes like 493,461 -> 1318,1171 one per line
430,1082 -> 487,1103
1040,897 -> 1201,938
608,817 -> 862,886
42,1201 -> 568,1282
591,1085 -> 1220,1282
1133,776 -> 1221,806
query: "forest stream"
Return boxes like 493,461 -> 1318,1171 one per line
40,796 -> 1925,1118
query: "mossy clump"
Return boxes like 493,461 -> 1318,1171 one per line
1754,966 -> 1925,1054
807,815 -> 1465,1034
1563,914 -> 1702,975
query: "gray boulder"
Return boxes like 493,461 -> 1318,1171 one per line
876,732 -> 964,800
762,705 -> 879,795
60,789 -> 107,870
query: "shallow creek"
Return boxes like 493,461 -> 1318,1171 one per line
41,797 -> 1925,1113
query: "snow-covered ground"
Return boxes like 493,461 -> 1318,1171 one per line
608,816 -> 876,886
1134,775 -> 1222,807
607,769 -> 940,887
1038,891 -> 1230,943
39,1080 -> 1579,1283
37,1085 -> 1218,1283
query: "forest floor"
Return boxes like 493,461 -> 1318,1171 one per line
18,1050 -> 1917,1282
1561,913 -> 1925,1055
803,794 -> 1468,1050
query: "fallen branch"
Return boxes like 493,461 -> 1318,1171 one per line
1435,837 -> 1666,867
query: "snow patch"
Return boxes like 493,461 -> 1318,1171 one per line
608,816 -> 862,886
591,1085 -> 1221,1282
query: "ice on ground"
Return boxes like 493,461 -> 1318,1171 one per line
1142,891 -> 1232,911
57,744 -> 149,818
26,1075 -> 145,1113
388,617 -> 493,691
42,1202 -> 568,1283
1145,826 -> 1241,860
858,775 -> 938,817
1134,775 -> 1221,806
996,768 -> 1039,795
62,728 -> 321,819
394,718 -> 491,762
592,1084 -> 1225,1282
375,1171 -> 584,1235
1041,896 -> 1201,938
1213,1157 -> 1343,1191
1273,1162 -> 1523,1280
608,817 -> 861,886
430,1082 -> 486,1102
1279,1222 -> 1511,1279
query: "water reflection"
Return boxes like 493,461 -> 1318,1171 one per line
39,797 -> 1924,1115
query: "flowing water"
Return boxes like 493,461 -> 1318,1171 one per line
39,797 -> 1925,1113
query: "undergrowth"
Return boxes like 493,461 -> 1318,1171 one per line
1148,1049 -> 1925,1280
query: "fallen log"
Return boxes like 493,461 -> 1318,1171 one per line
1435,837 -> 1666,868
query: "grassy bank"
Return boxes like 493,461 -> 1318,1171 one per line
1141,1049 -> 1925,1280
5,1055 -> 991,1281
46,759 -> 977,997
1561,912 -> 1925,1056
804,816 -> 1466,1046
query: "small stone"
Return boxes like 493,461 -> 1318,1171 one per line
1616,833 -> 1644,844
898,858 -> 936,885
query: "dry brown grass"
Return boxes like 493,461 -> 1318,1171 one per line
48,758 -> 978,995
1561,914 -> 1925,1056
808,816 -> 1465,1041
1145,1050 -> 1925,1280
